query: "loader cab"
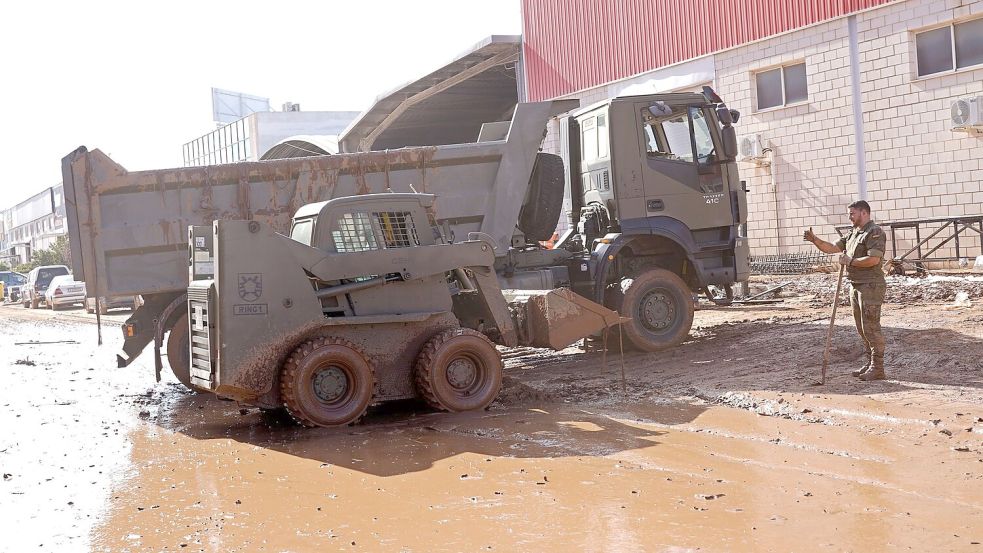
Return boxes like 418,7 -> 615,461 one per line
570,91 -> 741,236
289,193 -> 438,253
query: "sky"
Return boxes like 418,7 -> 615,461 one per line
0,0 -> 521,201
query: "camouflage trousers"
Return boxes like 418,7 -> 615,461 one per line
849,282 -> 886,367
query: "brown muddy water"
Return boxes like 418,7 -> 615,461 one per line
1,291 -> 982,552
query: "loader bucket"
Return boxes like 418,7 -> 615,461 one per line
507,288 -> 629,350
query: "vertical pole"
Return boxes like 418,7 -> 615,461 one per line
955,220 -> 962,261
848,16 -> 868,200
916,224 -> 923,261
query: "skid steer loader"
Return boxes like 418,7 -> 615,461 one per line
186,193 -> 624,427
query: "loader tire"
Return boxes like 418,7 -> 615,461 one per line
166,314 -> 196,391
414,328 -> 503,412
517,153 -> 565,242
611,268 -> 694,352
30,296 -> 39,309
280,337 -> 375,427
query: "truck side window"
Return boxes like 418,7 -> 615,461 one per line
662,117 -> 693,162
641,106 -> 694,163
581,116 -> 598,161
580,113 -> 609,162
597,114 -> 609,159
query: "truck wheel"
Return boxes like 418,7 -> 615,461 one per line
30,296 -> 38,309
166,314 -> 196,391
612,268 -> 695,352
517,153 -> 565,242
280,337 -> 375,427
414,328 -> 503,412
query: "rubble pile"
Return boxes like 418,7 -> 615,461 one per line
750,273 -> 983,305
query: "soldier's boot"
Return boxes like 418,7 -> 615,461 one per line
860,355 -> 885,381
851,355 -> 871,377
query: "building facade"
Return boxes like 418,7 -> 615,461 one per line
0,185 -> 67,267
522,0 -> 983,263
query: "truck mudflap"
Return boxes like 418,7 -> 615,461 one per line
505,288 -> 629,350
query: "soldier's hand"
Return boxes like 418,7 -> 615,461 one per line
838,253 -> 852,266
803,227 -> 817,244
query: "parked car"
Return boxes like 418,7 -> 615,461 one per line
44,275 -> 86,310
0,271 -> 26,302
85,294 -> 143,315
22,265 -> 70,308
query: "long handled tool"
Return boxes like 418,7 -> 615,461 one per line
818,264 -> 845,385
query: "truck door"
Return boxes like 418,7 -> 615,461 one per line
633,101 -> 732,231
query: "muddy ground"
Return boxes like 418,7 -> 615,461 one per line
1,273 -> 982,552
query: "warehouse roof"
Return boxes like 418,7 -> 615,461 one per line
339,35 -> 520,152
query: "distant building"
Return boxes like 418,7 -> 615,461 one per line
182,110 -> 361,166
0,185 -> 66,267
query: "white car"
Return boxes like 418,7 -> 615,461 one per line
44,275 -> 87,310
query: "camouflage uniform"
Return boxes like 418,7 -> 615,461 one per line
835,221 -> 887,376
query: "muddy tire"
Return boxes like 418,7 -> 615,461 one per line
414,328 -> 503,412
280,337 -> 375,427
30,296 -> 38,309
166,314 -> 196,391
517,153 -> 565,242
611,268 -> 694,352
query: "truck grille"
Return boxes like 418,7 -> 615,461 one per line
188,283 -> 215,389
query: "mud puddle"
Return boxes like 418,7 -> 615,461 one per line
91,394 -> 982,552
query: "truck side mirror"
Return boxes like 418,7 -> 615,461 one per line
716,106 -> 733,125
721,126 -> 738,160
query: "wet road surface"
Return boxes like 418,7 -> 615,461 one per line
1,290 -> 982,552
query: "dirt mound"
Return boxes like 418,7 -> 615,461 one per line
493,375 -> 559,407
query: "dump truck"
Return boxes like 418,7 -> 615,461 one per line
62,88 -> 748,390
188,192 -> 623,425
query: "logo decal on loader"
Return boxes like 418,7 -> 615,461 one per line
238,273 -> 263,302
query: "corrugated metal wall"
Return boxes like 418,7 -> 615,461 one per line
521,0 -> 894,100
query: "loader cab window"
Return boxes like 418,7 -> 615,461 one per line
641,103 -> 694,163
580,113 -> 610,162
332,212 -> 379,253
290,218 -> 315,245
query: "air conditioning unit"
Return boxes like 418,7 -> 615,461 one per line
738,134 -> 770,165
950,97 -> 983,131
282,102 -> 301,112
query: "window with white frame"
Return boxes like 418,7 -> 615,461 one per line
916,18 -> 983,77
754,62 -> 808,110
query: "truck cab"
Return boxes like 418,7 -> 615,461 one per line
557,89 -> 749,351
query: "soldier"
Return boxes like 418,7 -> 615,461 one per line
803,200 -> 887,380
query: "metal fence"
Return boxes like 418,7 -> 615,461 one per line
749,252 -> 834,275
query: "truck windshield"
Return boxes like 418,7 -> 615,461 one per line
690,107 -> 717,164
290,218 -> 315,245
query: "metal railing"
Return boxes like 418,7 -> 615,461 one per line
836,215 -> 983,264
